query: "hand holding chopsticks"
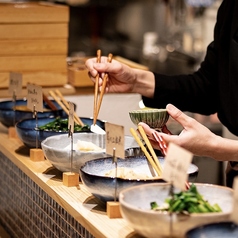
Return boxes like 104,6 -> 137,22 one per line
49,90 -> 84,127
93,50 -> 113,125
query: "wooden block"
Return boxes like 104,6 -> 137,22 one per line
0,39 -> 68,56
30,148 -> 45,162
63,172 -> 79,187
68,67 -> 94,87
0,23 -> 68,40
8,127 -> 18,139
0,71 -> 67,89
0,55 -> 67,72
0,2 -> 69,23
106,201 -> 122,218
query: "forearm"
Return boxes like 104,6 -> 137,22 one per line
206,135 -> 238,162
132,69 -> 155,98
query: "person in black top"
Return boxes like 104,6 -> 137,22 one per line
85,0 -> 238,187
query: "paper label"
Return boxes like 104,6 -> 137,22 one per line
105,122 -> 125,159
8,72 -> 22,95
231,177 -> 238,224
26,84 -> 43,112
162,143 -> 193,190
68,101 -> 74,134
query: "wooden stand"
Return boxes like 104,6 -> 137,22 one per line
8,127 -> 18,139
63,172 -> 79,187
106,201 -> 122,219
30,148 -> 45,161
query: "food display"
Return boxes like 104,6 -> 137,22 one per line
151,183 -> 222,214
38,117 -> 90,132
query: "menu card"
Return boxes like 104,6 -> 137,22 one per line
105,122 -> 124,159
27,84 -> 43,112
162,143 -> 193,190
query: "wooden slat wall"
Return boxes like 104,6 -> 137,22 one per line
0,2 -> 69,89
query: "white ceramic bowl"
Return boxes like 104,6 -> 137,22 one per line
41,133 -> 138,173
119,183 -> 233,238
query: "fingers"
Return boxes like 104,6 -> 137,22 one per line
166,103 -> 192,128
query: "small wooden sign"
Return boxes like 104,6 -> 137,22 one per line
26,84 -> 43,112
231,177 -> 238,224
8,72 -> 22,96
162,143 -> 193,190
105,122 -> 125,159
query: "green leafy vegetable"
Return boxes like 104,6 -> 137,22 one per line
38,118 -> 90,132
150,183 -> 222,214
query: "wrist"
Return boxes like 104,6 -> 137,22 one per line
133,69 -> 155,97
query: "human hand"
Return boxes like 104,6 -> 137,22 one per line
139,104 -> 217,156
85,56 -> 137,93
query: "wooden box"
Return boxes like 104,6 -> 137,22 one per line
0,2 -> 69,89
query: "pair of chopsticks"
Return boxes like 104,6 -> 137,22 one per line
93,50 -> 113,125
130,125 -> 163,177
153,131 -> 190,190
48,89 -> 84,127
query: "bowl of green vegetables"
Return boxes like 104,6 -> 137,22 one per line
15,116 -> 105,148
119,183 -> 233,238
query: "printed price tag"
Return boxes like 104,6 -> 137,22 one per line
162,143 -> 193,190
8,72 -> 22,95
26,84 -> 43,112
105,122 -> 124,159
231,177 -> 238,224
68,101 -> 74,134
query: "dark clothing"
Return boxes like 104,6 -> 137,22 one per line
142,0 -> 238,186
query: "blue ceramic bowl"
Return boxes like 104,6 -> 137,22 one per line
15,117 -> 105,148
80,156 -> 198,202
186,222 -> 238,238
0,99 -> 66,127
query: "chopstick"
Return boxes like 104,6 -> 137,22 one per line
93,51 -> 113,125
49,90 -> 84,127
152,132 -> 168,156
130,127 -> 162,177
138,126 -> 163,174
93,49 -> 101,125
43,93 -> 58,111
152,132 -> 190,189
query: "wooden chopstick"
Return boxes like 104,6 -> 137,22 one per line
93,49 -> 101,125
43,93 -> 58,111
130,127 -> 162,177
138,126 -> 163,174
94,52 -> 113,123
49,90 -> 84,127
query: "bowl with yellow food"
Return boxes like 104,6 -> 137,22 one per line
79,156 -> 198,202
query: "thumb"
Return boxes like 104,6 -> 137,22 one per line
166,104 -> 190,127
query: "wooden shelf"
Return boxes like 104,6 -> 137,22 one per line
0,124 -> 140,238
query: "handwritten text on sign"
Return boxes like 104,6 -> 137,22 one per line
162,143 -> 193,190
27,84 -> 43,112
9,72 -> 22,95
105,122 -> 125,159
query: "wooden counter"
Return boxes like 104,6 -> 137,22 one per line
0,124 -> 142,238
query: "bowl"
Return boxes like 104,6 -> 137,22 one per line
80,156 -> 198,202
186,221 -> 238,238
15,117 -> 105,148
119,183 -> 233,238
41,133 -> 138,173
129,108 -> 169,129
0,99 -> 65,127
